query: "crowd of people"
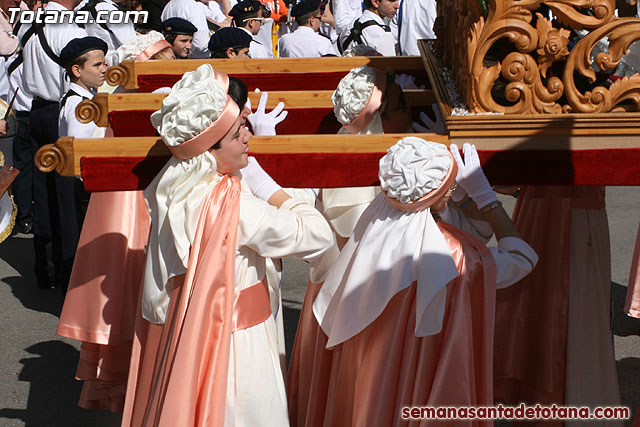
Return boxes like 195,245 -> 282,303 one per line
0,0 -> 638,425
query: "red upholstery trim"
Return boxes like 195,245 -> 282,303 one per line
137,70 -> 430,93
138,72 -> 348,93
80,148 -> 640,192
109,110 -> 158,137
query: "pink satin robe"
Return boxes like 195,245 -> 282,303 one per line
287,221 -> 497,427
57,190 -> 150,411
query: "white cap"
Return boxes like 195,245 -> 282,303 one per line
150,64 -> 228,147
379,137 -> 452,204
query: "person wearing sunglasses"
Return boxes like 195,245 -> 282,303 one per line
278,0 -> 337,57
229,0 -> 271,58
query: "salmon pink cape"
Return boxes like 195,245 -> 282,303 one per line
122,175 -> 241,426
57,191 -> 151,411
287,222 -> 497,427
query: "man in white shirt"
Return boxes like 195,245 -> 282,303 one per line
208,26 -> 252,58
338,0 -> 398,56
75,0 -> 136,63
161,0 -> 210,58
278,0 -> 337,57
229,0 -> 270,58
395,0 -> 435,55
19,0 -> 87,289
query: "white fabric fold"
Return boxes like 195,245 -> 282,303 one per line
313,193 -> 459,347
111,30 -> 166,64
379,136 -> 451,203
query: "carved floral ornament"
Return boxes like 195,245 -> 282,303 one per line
434,0 -> 640,114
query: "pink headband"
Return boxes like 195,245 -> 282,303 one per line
167,70 -> 241,160
134,39 -> 172,61
382,151 -> 458,213
343,69 -> 387,133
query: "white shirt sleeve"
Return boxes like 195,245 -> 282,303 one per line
490,237 -> 539,289
59,95 -> 99,139
237,192 -> 334,264
333,0 -> 362,37
362,24 -> 396,56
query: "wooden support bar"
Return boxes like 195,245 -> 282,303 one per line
78,89 -> 435,128
107,56 -> 426,90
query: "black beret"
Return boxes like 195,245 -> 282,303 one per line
208,27 -> 253,52
60,37 -> 108,68
162,17 -> 198,36
290,0 -> 320,18
229,0 -> 262,18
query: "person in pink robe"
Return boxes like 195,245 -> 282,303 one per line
121,64 -> 334,427
290,137 -> 538,427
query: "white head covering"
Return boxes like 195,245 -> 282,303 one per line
112,31 -> 171,65
332,65 -> 384,135
314,137 -> 460,346
342,44 -> 382,57
143,64 -> 233,323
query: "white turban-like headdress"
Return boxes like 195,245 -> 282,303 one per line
112,30 -> 172,65
314,137 -> 460,346
331,65 -> 386,135
143,64 -> 240,323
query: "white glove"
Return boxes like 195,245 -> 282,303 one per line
240,156 -> 282,201
247,91 -> 288,136
413,104 -> 446,134
449,143 -> 497,209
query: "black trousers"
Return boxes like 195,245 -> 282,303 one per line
11,111 -> 34,227
30,98 -> 83,290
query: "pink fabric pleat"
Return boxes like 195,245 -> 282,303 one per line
56,190 -> 151,412
625,224 -> 640,318
287,281 -> 334,427
293,222 -> 497,427
122,175 -> 241,427
494,186 -> 605,410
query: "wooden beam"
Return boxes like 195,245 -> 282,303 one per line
108,56 -> 426,90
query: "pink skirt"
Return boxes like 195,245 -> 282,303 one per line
57,190 -> 151,411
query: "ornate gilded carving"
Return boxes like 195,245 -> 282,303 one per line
76,99 -> 101,125
35,144 -> 66,174
434,0 -> 640,114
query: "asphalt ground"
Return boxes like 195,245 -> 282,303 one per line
0,164 -> 638,425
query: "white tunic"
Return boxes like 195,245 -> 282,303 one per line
396,0 -> 435,55
339,9 -> 396,56
161,0 -> 210,58
225,181 -> 334,426
255,19 -> 275,58
6,52 -> 33,113
76,0 -> 137,64
332,0 -> 362,38
278,26 -> 337,57
58,83 -> 98,139
239,26 -> 271,58
19,2 -> 88,101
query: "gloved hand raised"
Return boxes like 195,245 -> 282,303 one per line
247,90 -> 288,136
449,143 -> 497,209
412,105 -> 446,134
239,156 -> 282,202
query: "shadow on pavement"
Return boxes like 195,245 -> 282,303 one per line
0,234 -> 65,317
0,340 -> 121,427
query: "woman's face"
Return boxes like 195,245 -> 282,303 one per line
211,107 -> 252,174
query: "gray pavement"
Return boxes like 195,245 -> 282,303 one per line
0,187 -> 638,426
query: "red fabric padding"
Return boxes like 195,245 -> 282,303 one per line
108,108 -> 342,137
80,148 -> 640,192
138,72 -> 348,93
109,110 -> 158,137
137,70 -> 430,93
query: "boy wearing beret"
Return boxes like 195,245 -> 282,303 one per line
278,0 -> 337,57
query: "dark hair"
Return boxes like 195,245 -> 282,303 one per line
165,33 -> 177,44
64,51 -> 94,80
210,46 -> 247,58
364,0 -> 374,8
294,14 -> 311,26
232,10 -> 259,28
210,76 -> 248,150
